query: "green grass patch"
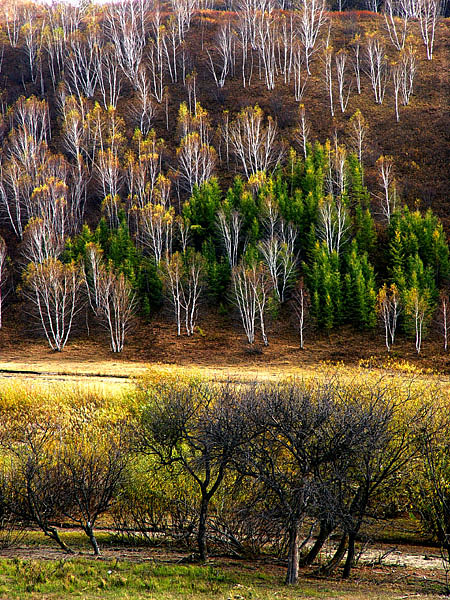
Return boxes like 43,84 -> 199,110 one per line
0,557 -> 441,600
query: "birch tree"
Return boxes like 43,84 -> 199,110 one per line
207,22 -> 235,88
176,133 -> 217,194
291,278 -> 309,349
95,265 -> 137,353
384,0 -> 410,50
0,237 -> 8,329
323,44 -> 334,117
21,259 -> 85,352
335,48 -> 351,113
297,0 -> 327,75
376,283 -> 401,351
217,208 -> 244,269
228,106 -> 284,178
105,0 -> 147,85
232,259 -> 272,346
317,195 -> 350,255
376,155 -> 397,223
404,287 -> 431,354
418,0 -> 441,60
22,9 -> 43,86
138,203 -> 175,265
65,25 -> 101,100
259,222 -> 297,302
97,46 -> 123,110
296,104 -> 310,158
348,109 -> 368,165
438,290 -> 450,352
292,42 -> 309,102
350,34 -> 362,94
159,251 -> 206,336
365,34 -> 389,104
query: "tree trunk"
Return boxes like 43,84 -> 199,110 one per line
44,526 -> 74,554
285,518 -> 301,584
299,522 -> 332,567
85,523 -> 100,556
320,532 -> 348,575
197,495 -> 209,561
342,532 -> 356,578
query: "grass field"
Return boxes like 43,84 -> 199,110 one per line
0,553 -> 445,600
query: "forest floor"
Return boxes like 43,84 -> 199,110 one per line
1,308 -> 450,392
0,528 -> 449,599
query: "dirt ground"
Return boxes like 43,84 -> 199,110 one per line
1,307 -> 450,389
0,534 -> 448,599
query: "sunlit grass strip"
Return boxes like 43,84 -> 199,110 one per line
0,557 -> 437,600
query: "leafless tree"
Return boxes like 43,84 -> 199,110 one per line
132,67 -> 157,135
170,0 -> 197,40
0,160 -> 25,239
438,290 -> 450,351
65,25 -> 101,100
84,243 -> 103,313
97,45 -> 123,110
335,49 -> 352,113
348,109 -> 368,166
291,278 -> 309,348
21,259 -> 85,351
365,34 -> 389,104
160,251 -> 206,336
404,287 -> 431,354
4,2 -> 22,47
323,44 -> 334,117
255,10 -> 278,90
296,104 -> 310,158
259,221 -> 297,302
138,380 -> 257,561
376,283 -> 401,351
160,252 -> 185,335
234,381 -> 384,584
182,250 -> 206,336
162,15 -> 181,83
228,106 -> 284,178
277,13 -> 295,84
1,420 -> 74,554
317,195 -> 350,255
95,265 -> 137,353
418,0 -> 441,60
57,422 -> 130,555
297,0 -> 328,75
176,133 -> 217,194
105,0 -> 147,85
292,42 -> 309,101
350,34 -> 362,94
138,203 -> 175,265
384,0 -> 410,50
232,259 -> 272,345
217,209 -> 244,269
147,32 -> 166,104
0,237 -> 8,329
376,155 -> 397,223
398,45 -> 417,105
207,22 -> 235,88
22,9 -> 43,86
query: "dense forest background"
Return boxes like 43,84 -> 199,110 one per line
0,0 -> 448,354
